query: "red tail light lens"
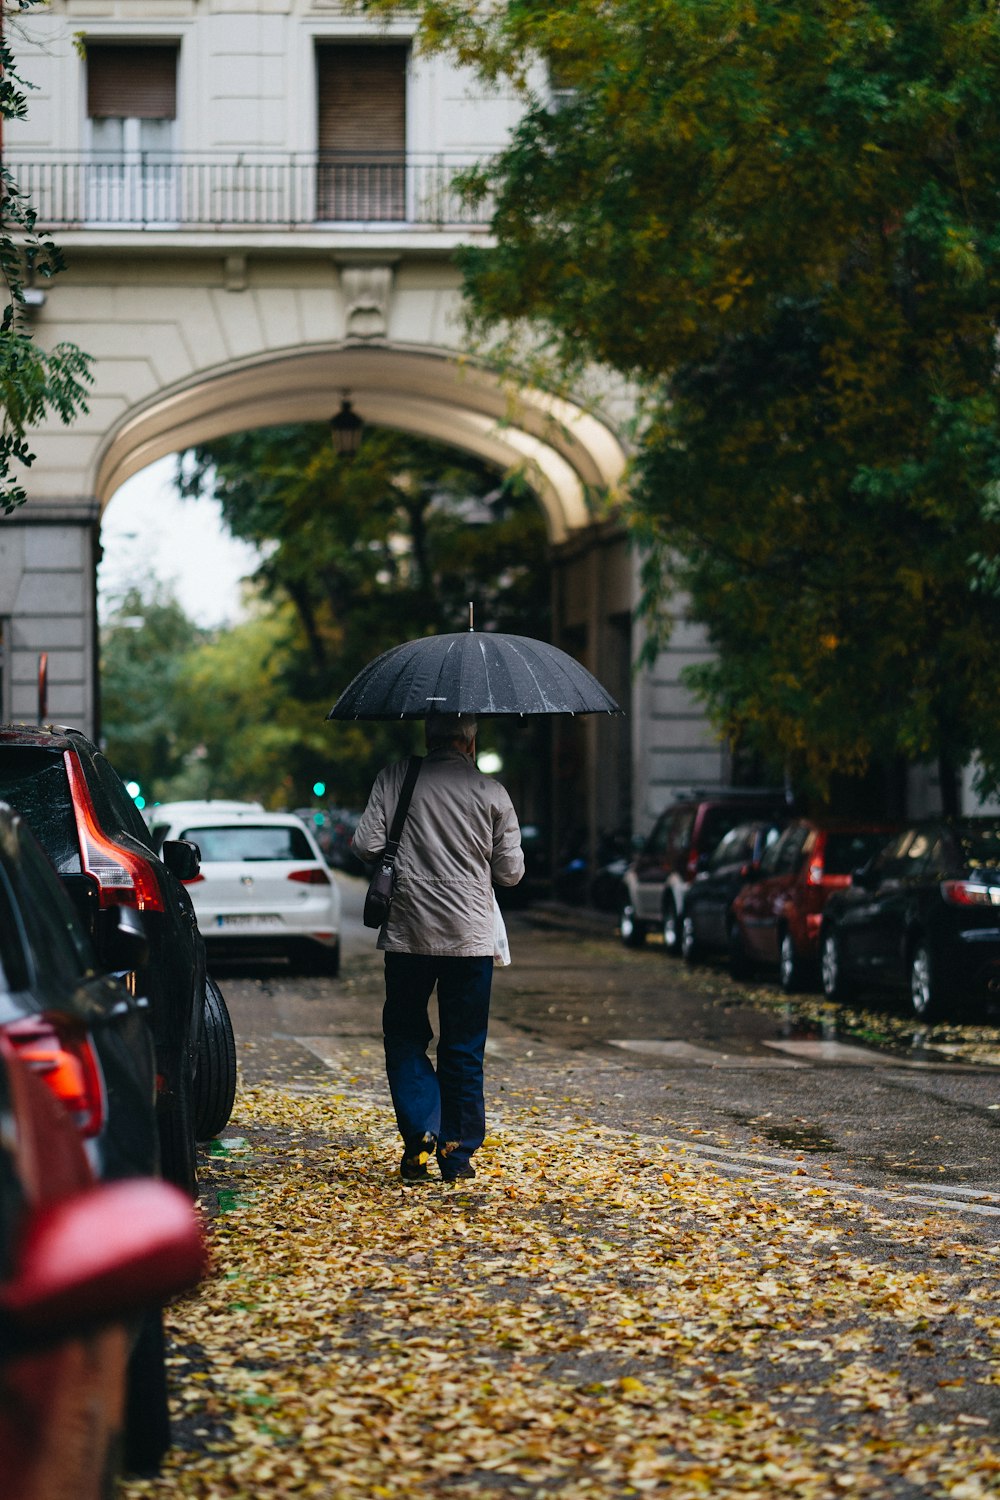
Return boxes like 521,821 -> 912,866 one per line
64,752 -> 164,911
5,1017 -> 105,1138
941,881 -> 1000,907
287,867 -> 331,885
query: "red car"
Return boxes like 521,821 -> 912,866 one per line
728,819 -> 895,991
0,1050 -> 205,1499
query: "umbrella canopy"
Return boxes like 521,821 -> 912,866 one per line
327,632 -> 622,720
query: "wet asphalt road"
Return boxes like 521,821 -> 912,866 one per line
214,874 -> 1000,1228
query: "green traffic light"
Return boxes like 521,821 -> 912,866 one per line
312,781 -> 326,797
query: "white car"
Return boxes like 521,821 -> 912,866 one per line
150,808 -> 342,975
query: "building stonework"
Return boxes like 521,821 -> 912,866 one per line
4,0 -> 727,845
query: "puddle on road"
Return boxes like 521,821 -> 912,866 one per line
752,1120 -> 838,1153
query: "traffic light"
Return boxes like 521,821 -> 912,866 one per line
312,781 -> 326,798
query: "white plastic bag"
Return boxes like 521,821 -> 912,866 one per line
493,897 -> 511,967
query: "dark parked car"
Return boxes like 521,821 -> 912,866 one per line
729,818 -> 895,991
679,818 -> 787,964
818,818 -> 1000,1018
620,788 -> 789,953
0,802 -> 207,1475
0,1050 -> 205,1495
327,808 -> 368,875
0,724 -> 230,1194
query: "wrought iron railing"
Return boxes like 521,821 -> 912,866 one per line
6,152 -> 492,231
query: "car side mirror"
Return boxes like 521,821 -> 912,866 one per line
161,839 -> 201,882
0,1179 -> 206,1346
99,904 -> 150,972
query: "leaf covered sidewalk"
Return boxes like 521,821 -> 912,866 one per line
124,1083 -> 1000,1499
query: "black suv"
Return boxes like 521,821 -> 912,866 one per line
0,724 -> 223,1194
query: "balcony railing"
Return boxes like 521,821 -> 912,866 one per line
6,151 -> 493,231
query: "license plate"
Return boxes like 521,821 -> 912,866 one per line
215,914 -> 282,929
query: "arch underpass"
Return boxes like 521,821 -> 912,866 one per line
95,346 -> 628,547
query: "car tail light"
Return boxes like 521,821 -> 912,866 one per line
4,1017 -> 104,1138
941,881 -> 1000,907
287,868 -> 331,885
64,752 -> 164,911
685,850 -> 699,880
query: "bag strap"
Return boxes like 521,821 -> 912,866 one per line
382,755 -> 423,866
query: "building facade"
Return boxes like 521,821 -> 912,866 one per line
3,0 -> 732,856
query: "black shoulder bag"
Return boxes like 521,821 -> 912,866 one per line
363,756 -> 423,929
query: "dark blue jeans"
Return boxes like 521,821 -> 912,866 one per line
383,952 -> 493,1174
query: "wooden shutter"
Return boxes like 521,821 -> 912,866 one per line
316,45 -> 406,155
316,45 -> 407,219
87,45 -> 178,120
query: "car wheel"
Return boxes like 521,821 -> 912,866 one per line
194,975 -> 237,1143
680,914 -> 701,965
123,1307 -> 171,1477
820,929 -> 853,1003
727,919 -> 753,980
779,931 -> 805,994
662,897 -> 680,956
619,904 -> 647,948
158,1053 -> 198,1199
910,943 -> 949,1021
301,941 -> 341,977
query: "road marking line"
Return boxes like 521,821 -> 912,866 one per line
607,1038 -> 807,1068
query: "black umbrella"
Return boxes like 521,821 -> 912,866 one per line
327,630 -> 622,720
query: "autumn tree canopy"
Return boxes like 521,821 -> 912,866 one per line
372,0 -> 1000,805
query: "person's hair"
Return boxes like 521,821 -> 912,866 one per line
425,713 -> 477,746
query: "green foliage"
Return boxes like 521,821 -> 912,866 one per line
173,424 -> 551,805
369,0 -> 1000,800
0,1 -> 92,512
100,581 -> 208,796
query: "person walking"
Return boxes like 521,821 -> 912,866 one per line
352,713 -> 524,1184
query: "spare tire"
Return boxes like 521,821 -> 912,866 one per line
193,975 -> 237,1143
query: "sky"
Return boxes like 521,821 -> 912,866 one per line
98,456 -> 261,628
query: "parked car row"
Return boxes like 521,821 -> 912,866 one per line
0,801 -> 207,1488
623,789 -> 1000,1018
0,730 -> 283,1488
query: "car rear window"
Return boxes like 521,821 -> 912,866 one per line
0,749 -> 81,873
182,825 -> 314,862
956,823 -> 1000,873
821,831 -> 890,876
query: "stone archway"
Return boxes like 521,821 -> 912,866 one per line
94,344 -> 628,546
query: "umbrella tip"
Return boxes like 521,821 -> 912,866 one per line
468,601 -> 474,631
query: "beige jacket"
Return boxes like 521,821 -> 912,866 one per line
352,747 -> 524,956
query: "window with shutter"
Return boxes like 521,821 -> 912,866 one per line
84,44 -> 179,224
316,45 -> 407,221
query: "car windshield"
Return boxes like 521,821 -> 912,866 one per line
182,825 -> 314,862
822,831 -> 891,876
0,748 -> 81,873
708,825 -> 754,870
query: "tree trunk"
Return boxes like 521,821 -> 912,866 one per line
938,752 -> 961,818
